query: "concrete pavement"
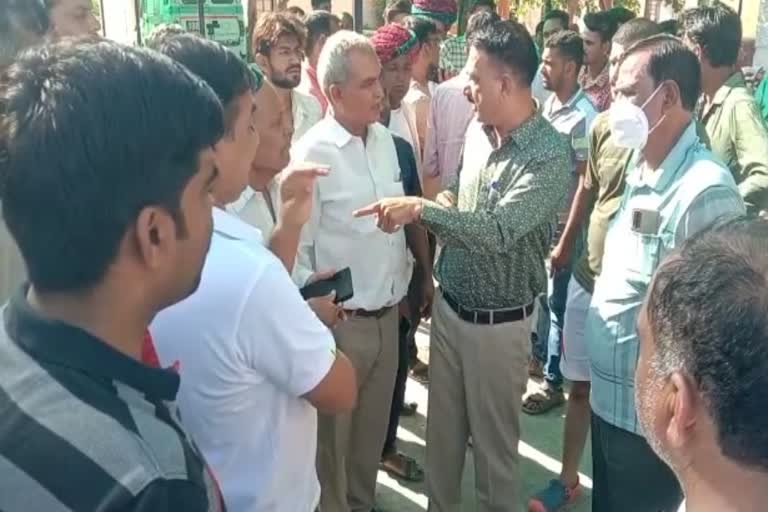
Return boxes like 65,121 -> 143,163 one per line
374,321 -> 593,511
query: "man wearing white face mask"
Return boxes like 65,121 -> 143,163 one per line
585,34 -> 746,512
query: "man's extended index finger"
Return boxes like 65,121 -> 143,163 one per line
352,202 -> 381,217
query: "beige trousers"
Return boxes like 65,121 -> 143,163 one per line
426,290 -> 532,512
317,307 -> 398,512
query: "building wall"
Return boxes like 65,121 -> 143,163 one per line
756,0 -> 768,67
288,0 -> 380,27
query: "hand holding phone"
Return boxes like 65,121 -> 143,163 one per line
300,268 -> 354,304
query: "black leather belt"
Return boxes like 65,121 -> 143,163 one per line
346,305 -> 393,319
442,289 -> 534,325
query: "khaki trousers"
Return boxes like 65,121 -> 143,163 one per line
426,290 -> 532,512
317,307 -> 398,512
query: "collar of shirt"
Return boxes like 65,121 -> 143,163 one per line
626,120 -> 700,192
292,89 -> 305,127
325,116 -> 380,148
305,65 -> 319,86
579,62 -> 609,91
5,284 -> 180,401
213,206 -> 263,246
228,186 -> 256,214
544,87 -> 586,119
481,112 -> 543,150
700,71 -> 747,119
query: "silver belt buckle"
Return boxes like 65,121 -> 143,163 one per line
472,310 -> 478,323
489,310 -> 494,325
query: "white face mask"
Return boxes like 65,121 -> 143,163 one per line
609,83 -> 666,150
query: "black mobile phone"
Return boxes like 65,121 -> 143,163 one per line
299,267 -> 354,304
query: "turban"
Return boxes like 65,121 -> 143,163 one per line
370,23 -> 420,64
412,0 -> 458,26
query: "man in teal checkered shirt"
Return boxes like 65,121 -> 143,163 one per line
586,35 -> 745,512
437,0 -> 496,77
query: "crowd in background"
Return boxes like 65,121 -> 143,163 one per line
2,0 -> 768,511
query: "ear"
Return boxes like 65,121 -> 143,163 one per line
500,72 -> 516,96
134,206 -> 175,271
566,60 -> 578,78
662,80 -> 682,110
666,372 -> 698,451
328,83 -> 342,106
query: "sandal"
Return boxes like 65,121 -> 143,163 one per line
410,361 -> 429,384
400,401 -> 418,416
528,358 -> 545,379
522,386 -> 565,415
380,452 -> 425,482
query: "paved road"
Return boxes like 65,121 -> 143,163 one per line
374,321 -> 593,511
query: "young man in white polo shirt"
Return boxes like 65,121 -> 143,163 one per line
149,34 -> 358,512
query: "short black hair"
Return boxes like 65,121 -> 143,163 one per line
1,0 -> 48,68
680,3 -> 741,67
470,0 -> 496,14
466,10 -> 500,39
385,0 -> 412,22
545,30 -> 584,69
620,34 -> 701,111
469,20 -> 538,87
646,217 -> 768,472
304,11 -> 339,54
0,39 -> 224,292
311,0 -> 330,9
405,16 -> 438,43
152,33 -> 254,131
544,9 -> 569,29
535,20 -> 544,37
613,17 -> 660,47
583,11 -> 618,43
607,6 -> 636,26
658,19 -> 678,36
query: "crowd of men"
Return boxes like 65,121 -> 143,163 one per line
1,0 -> 768,511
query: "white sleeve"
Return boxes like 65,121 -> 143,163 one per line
238,258 -> 336,397
290,139 -> 326,287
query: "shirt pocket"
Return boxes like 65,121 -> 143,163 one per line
624,231 -> 661,286
322,189 -> 379,235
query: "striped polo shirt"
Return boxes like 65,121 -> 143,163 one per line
0,285 -> 225,512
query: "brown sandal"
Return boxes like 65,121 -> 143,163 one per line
522,386 -> 565,415
380,452 -> 425,482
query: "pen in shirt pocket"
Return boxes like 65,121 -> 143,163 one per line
488,179 -> 502,202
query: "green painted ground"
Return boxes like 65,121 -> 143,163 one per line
374,321 -> 593,512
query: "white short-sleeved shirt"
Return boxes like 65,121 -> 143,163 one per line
151,208 -> 336,512
228,180 -> 314,286
291,117 -> 413,311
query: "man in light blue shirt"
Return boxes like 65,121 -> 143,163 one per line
586,35 -> 745,512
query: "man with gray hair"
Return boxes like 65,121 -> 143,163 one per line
291,30 -> 412,512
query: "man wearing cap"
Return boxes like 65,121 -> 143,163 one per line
411,0 -> 459,81
370,22 -> 433,484
370,23 -> 423,176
